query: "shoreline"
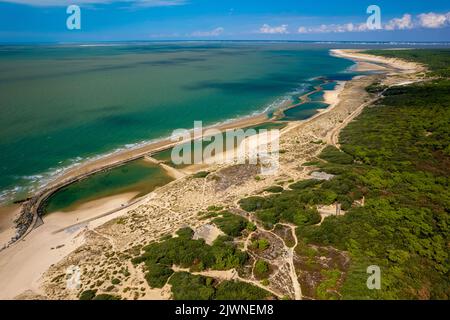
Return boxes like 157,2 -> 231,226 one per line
330,49 -> 427,73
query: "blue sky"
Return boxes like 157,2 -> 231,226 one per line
0,0 -> 449,42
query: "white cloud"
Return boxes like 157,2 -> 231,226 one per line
297,22 -> 368,34
384,14 -> 413,30
418,12 -> 450,28
0,0 -> 186,7
260,24 -> 289,34
191,27 -> 224,37
297,11 -> 450,35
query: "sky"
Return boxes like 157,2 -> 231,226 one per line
0,0 -> 449,42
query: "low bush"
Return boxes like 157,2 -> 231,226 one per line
254,260 -> 270,279
212,211 -> 249,237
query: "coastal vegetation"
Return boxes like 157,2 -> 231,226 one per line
251,238 -> 270,251
79,290 -> 120,300
212,211 -> 249,237
132,227 -> 248,288
264,186 -> 284,193
128,223 -> 274,300
254,260 -> 271,279
297,76 -> 450,299
365,49 -> 450,77
169,272 -> 272,300
237,50 -> 450,299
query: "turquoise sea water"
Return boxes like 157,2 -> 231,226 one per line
0,42 -> 354,204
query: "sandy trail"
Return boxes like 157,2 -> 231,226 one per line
265,223 -> 302,300
143,156 -> 187,180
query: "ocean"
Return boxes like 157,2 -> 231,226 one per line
0,42 -> 355,207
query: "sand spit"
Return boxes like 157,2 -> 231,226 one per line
331,49 -> 426,74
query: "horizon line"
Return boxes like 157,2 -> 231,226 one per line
1,39 -> 450,45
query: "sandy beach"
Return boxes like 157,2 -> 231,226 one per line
0,49 -> 425,300
0,205 -> 20,247
0,191 -> 149,299
331,49 -> 426,73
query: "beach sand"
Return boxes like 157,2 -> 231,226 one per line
323,81 -> 345,108
0,191 -> 147,299
331,49 -> 426,73
0,205 -> 20,248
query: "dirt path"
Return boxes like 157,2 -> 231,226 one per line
265,224 -> 302,300
172,266 -> 284,299
279,224 -> 302,300
90,229 -> 117,252
326,95 -> 381,149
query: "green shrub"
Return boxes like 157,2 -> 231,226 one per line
260,279 -> 270,286
264,186 -> 284,193
92,294 -> 121,300
256,209 -> 279,229
169,273 -> 272,300
144,263 -> 174,288
212,211 -> 249,237
193,171 -> 210,178
207,205 -> 223,212
246,222 -> 257,232
176,227 -> 194,239
320,146 -> 354,164
169,272 -> 215,300
215,281 -> 271,300
289,179 -> 321,190
252,239 -> 270,251
239,197 -> 267,212
254,260 -> 270,279
79,289 -> 97,300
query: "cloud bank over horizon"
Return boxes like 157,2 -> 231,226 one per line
295,11 -> 450,34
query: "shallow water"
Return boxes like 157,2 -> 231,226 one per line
281,102 -> 329,121
44,159 -> 173,213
